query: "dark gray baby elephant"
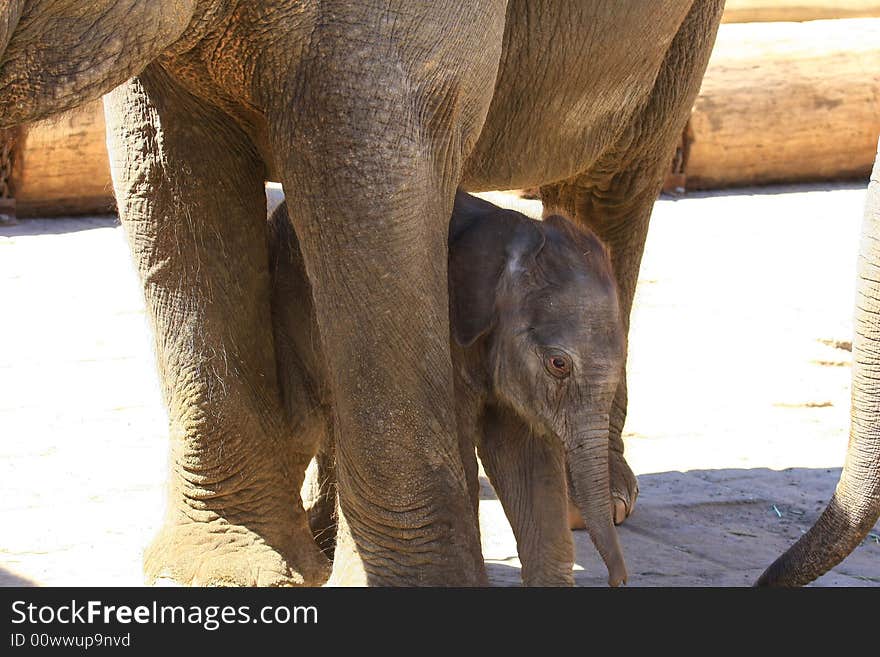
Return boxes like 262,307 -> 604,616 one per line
269,192 -> 627,586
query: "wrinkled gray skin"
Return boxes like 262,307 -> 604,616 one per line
269,193 -> 627,586
0,1 -> 729,585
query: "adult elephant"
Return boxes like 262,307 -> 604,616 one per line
0,1 -> 724,586
757,146 -> 880,587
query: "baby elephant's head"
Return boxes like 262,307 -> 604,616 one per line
449,192 -> 627,586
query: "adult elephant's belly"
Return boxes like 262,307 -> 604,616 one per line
461,0 -> 694,191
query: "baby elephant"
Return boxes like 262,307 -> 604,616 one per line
269,192 -> 627,586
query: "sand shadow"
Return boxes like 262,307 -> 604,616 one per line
484,561 -> 525,587
485,466 -> 880,587
0,566 -> 37,587
660,179 -> 867,201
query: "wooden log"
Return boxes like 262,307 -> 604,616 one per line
11,102 -> 115,217
683,18 -> 880,190
723,0 -> 880,23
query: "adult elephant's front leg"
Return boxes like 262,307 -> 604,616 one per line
104,67 -> 328,586
270,3 -> 506,586
278,151 -> 487,586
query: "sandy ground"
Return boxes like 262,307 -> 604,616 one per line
1,183 -> 878,587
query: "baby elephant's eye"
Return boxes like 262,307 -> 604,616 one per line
545,353 -> 572,379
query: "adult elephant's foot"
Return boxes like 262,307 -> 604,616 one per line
564,453 -> 637,531
144,518 -> 331,587
323,493 -> 488,587
567,499 -> 587,530
567,449 -> 638,530
610,449 -> 639,526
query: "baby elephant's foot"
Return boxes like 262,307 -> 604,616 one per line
144,519 -> 331,587
610,450 -> 639,526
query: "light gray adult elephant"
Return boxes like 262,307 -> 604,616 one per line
757,146 -> 880,586
0,1 -> 726,586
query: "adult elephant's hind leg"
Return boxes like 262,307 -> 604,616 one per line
541,0 -> 724,527
105,68 -> 328,586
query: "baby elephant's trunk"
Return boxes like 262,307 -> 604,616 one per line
565,419 -> 627,587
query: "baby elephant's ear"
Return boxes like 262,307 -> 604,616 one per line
448,192 -> 545,347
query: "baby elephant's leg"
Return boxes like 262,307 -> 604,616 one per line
478,405 -> 574,586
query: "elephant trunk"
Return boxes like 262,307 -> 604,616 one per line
565,419 -> 627,587
757,147 -> 880,586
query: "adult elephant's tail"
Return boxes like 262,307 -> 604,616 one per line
757,144 -> 880,587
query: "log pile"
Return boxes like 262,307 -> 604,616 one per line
6,102 -> 114,218
722,0 -> 880,24
680,18 -> 880,190
5,12 -> 880,216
